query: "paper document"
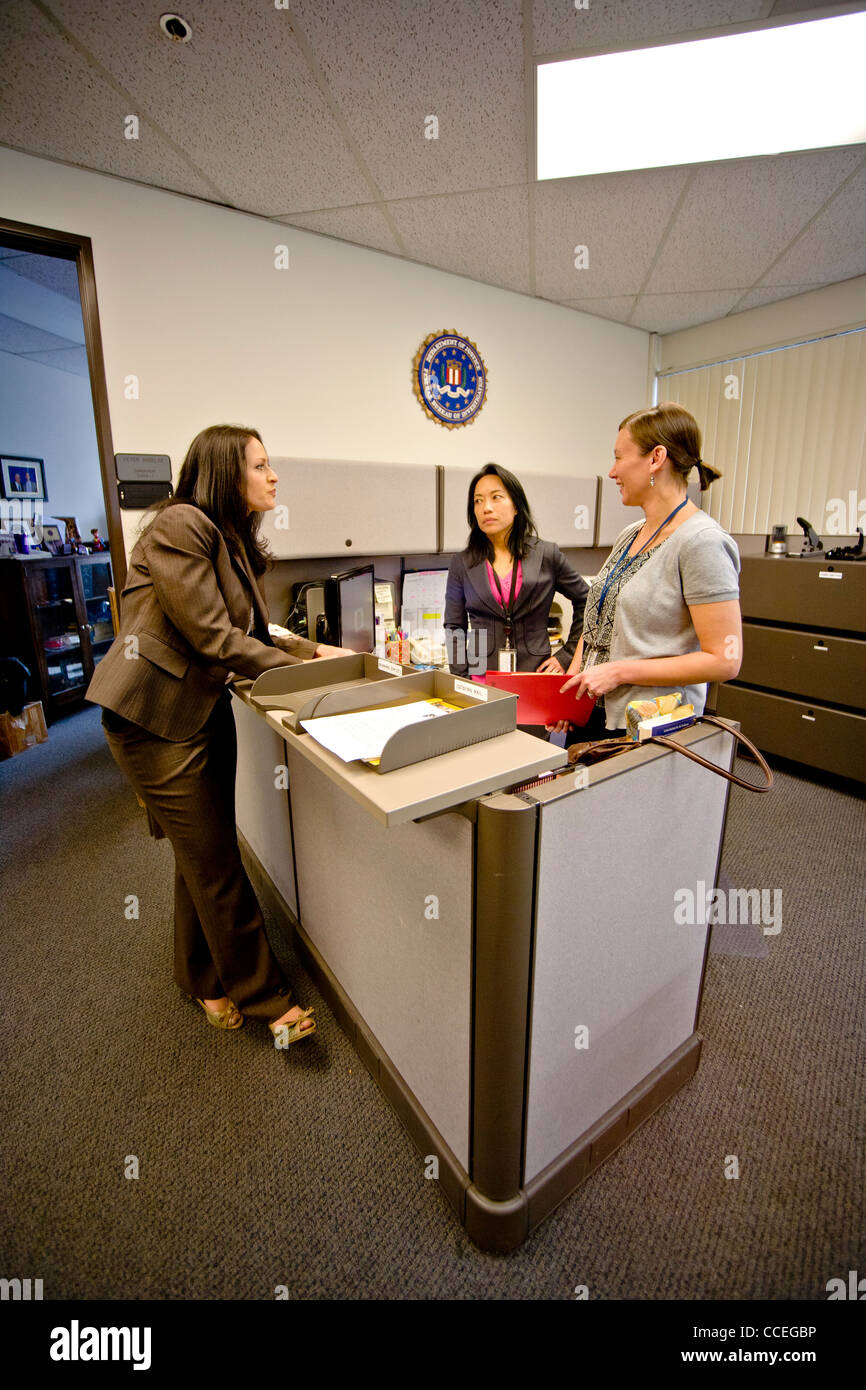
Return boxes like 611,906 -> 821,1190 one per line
300,699 -> 455,763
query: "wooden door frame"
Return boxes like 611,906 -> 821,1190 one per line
0,216 -> 126,589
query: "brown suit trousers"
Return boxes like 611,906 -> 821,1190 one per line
102,692 -> 294,1022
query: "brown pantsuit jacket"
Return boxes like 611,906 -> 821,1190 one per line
87,502 -> 316,738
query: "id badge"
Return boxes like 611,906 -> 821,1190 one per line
498,647 -> 517,673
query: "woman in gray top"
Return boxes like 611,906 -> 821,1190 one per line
558,402 -> 742,737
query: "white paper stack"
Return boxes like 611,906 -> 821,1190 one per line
300,700 -> 452,763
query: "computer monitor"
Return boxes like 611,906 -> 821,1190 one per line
323,564 -> 375,651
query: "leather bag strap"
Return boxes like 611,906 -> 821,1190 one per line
568,716 -> 773,792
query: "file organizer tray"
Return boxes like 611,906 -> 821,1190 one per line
302,669 -> 518,774
248,653 -> 413,731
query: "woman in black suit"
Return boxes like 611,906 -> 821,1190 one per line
444,465 -> 589,717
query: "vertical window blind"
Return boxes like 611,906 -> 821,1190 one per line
657,328 -> 866,536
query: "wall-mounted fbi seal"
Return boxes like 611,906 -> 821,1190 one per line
413,330 -> 488,429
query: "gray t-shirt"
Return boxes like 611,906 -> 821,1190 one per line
586,510 -> 740,729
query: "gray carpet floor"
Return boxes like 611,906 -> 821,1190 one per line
1,704 -> 863,1300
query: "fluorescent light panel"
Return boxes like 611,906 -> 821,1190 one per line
537,13 -> 866,180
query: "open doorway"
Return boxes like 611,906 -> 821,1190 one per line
0,217 -> 122,728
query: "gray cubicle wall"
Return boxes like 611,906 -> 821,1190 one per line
233,693 -> 299,917
260,458 -> 437,558
596,474 -> 702,547
595,475 -> 644,546
286,746 -> 474,1168
440,465 -> 599,552
522,729 -> 731,1182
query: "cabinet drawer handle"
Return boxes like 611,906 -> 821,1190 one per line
813,644 -> 828,652
802,713 -> 816,722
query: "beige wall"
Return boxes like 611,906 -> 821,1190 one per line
0,148 -> 650,559
659,277 -> 866,373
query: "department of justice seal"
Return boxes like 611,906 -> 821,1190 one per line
412,330 -> 488,429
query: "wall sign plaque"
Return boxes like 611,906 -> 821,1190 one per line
412,330 -> 488,429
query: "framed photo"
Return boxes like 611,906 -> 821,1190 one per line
0,455 -> 47,501
0,530 -> 16,558
41,523 -> 65,556
54,515 -> 80,542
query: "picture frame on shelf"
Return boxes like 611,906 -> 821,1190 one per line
41,523 -> 65,556
0,456 -> 47,501
53,515 -> 87,554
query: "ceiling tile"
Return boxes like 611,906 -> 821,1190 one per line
0,312 -> 80,354
0,251 -> 81,301
291,0 -> 527,200
645,149 -> 863,293
757,161 -> 866,286
630,290 -> 744,332
21,346 -> 91,377
21,0 -> 374,214
532,0 -> 766,55
534,167 -> 689,299
1,0 -> 861,332
0,0 -> 224,202
388,188 -> 531,293
559,296 -> 637,324
278,205 -> 402,256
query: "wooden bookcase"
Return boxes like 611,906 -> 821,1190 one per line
0,552 -> 115,720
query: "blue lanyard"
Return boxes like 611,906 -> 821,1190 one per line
596,499 -> 688,621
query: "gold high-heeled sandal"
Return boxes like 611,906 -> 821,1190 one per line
196,998 -> 244,1030
269,1007 -> 316,1048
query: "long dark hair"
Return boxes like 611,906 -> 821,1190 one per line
152,424 -> 271,575
464,463 -> 538,565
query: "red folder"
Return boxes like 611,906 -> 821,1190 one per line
483,672 -> 596,726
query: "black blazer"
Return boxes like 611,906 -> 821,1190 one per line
444,537 -> 588,676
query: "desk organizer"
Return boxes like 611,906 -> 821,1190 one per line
330,670 -> 517,774
251,660 -> 518,774
248,653 -> 413,730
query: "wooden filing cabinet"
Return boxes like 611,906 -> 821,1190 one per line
716,555 -> 866,783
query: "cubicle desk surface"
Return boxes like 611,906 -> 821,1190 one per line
265,710 -> 564,826
233,679 -> 737,1251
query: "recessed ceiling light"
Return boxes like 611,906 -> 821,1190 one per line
537,13 -> 866,180
159,13 -> 193,44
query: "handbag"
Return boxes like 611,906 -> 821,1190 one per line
567,713 -> 773,792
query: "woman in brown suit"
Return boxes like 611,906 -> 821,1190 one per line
88,424 -> 345,1046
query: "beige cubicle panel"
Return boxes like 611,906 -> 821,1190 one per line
439,465 -> 598,552
595,475 -> 643,546
260,457 -> 437,558
595,474 -> 702,547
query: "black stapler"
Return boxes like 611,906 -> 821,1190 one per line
794,516 -> 823,557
